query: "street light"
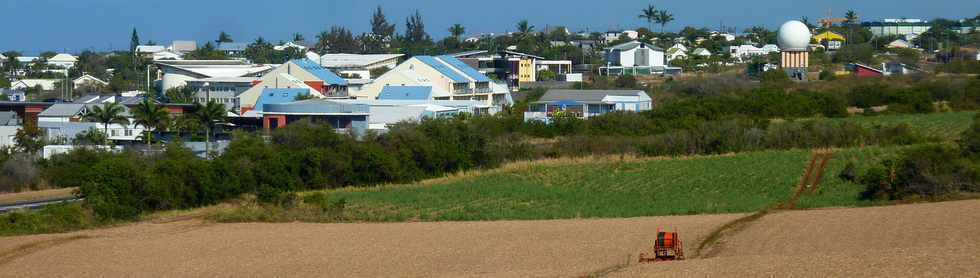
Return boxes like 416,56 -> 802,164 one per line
202,82 -> 211,103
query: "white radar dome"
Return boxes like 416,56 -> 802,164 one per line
777,20 -> 812,51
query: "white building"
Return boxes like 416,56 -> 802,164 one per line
692,48 -> 712,57
729,44 -> 779,62
600,41 -> 667,75
524,89 -> 653,122
11,79 -> 58,91
154,60 -> 275,93
356,55 -> 512,108
318,54 -> 403,79
46,53 -> 77,69
73,74 -> 108,89
604,30 -> 639,43
37,103 -> 145,142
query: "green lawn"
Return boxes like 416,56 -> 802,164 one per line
830,111 -> 976,140
321,147 -> 903,222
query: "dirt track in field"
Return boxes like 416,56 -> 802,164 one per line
0,200 -> 978,277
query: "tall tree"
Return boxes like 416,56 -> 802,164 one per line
371,6 -> 396,39
130,28 -> 140,53
84,102 -> 130,143
655,10 -> 675,34
293,33 -> 305,42
216,31 -> 233,44
191,101 -> 227,156
638,5 -> 658,32
449,24 -> 466,40
132,98 -> 169,149
844,10 -> 859,24
405,10 -> 430,44
316,27 -> 360,54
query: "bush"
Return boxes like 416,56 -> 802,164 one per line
0,203 -> 93,236
859,145 -> 979,200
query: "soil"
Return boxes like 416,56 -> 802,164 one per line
0,200 -> 977,277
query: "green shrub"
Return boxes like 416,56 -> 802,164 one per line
0,203 -> 93,236
859,145 -> 980,200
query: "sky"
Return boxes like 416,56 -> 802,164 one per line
2,0 -> 978,55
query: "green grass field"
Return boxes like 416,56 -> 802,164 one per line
830,111 -> 976,140
310,146 -> 904,222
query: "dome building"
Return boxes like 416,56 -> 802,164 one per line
777,20 -> 812,80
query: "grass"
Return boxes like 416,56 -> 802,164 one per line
829,111 -> 976,140
0,203 -> 96,236
212,146 -> 905,223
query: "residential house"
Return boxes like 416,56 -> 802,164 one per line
318,53 -> 403,79
217,43 -> 248,57
863,19 -> 931,38
729,44 -> 779,62
600,41 -> 667,75
604,30 -> 639,43
850,63 -> 884,77
524,89 -> 652,122
0,53 -> 5,68
814,31 -> 846,50
135,45 -> 167,59
692,48 -> 712,57
155,60 -> 275,92
46,53 -> 77,69
669,43 -> 689,53
237,59 -> 349,115
355,55 -> 512,109
72,74 -> 108,90
274,41 -> 308,51
185,77 -> 259,111
453,50 -> 562,88
886,39 -> 912,49
11,79 -> 57,91
259,98 -> 490,133
0,89 -> 26,102
37,103 -> 145,142
883,62 -> 920,76
0,111 -> 20,149
710,32 -> 736,42
169,41 -> 198,54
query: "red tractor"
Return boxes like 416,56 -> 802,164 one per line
639,229 -> 685,263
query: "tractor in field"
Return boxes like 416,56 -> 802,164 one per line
639,229 -> 685,263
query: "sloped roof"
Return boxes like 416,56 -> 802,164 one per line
536,89 -> 647,103
416,56 -> 470,83
255,88 -> 311,112
436,55 -> 492,82
38,104 -> 87,117
318,54 -> 403,68
290,59 -> 348,86
814,31 -> 846,42
218,42 -> 248,52
73,74 -> 108,86
378,86 -> 433,100
48,53 -> 77,62
608,41 -> 664,51
136,45 -> 166,53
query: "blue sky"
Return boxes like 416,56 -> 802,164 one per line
3,0 -> 978,54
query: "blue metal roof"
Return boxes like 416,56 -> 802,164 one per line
415,56 -> 470,83
290,59 -> 349,86
378,86 -> 433,100
437,55 -> 491,82
256,88 -> 310,112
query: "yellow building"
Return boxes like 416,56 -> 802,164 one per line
814,31 -> 845,42
518,58 -> 535,83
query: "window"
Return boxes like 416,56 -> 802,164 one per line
125,129 -> 133,136
111,130 -> 119,136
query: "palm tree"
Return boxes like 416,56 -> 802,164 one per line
449,24 -> 466,41
638,5 -> 658,32
844,10 -> 858,25
844,10 -> 858,44
132,98 -> 169,149
192,101 -> 227,156
655,10 -> 675,34
516,20 -> 535,40
84,102 -> 129,144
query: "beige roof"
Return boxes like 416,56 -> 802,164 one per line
48,53 -> 77,63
